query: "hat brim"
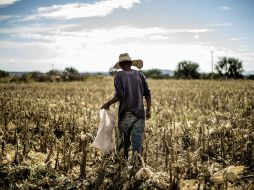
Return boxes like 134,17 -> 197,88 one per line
114,59 -> 143,69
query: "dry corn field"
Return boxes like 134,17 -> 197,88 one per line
0,78 -> 254,190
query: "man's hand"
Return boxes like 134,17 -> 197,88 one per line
100,103 -> 110,110
146,109 -> 151,120
100,95 -> 119,110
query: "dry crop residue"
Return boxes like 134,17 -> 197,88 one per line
0,78 -> 253,189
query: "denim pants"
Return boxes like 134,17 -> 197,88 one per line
118,112 -> 145,160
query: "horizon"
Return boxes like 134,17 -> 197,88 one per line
6,68 -> 254,75
0,0 -> 254,73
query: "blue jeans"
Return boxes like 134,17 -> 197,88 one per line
118,112 -> 145,160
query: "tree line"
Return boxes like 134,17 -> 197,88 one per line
0,56 -> 254,82
143,56 -> 252,79
0,67 -> 86,83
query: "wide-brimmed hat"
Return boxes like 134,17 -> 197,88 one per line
114,53 -> 143,69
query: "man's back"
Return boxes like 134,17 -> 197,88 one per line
100,53 -> 151,159
114,70 -> 150,119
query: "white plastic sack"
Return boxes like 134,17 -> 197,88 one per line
91,109 -> 116,154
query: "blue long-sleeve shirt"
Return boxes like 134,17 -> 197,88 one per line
114,70 -> 151,120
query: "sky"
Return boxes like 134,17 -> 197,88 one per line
0,0 -> 253,73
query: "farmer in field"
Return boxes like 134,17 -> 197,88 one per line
101,53 -> 152,160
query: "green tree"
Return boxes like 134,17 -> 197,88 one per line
199,72 -> 220,80
27,71 -> 42,79
215,57 -> 244,79
47,69 -> 61,76
25,72 -> 51,82
247,74 -> 254,80
174,61 -> 200,79
0,69 -> 9,78
63,67 -> 80,81
64,67 -> 79,74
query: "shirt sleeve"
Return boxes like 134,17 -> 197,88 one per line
140,73 -> 151,97
114,72 -> 123,99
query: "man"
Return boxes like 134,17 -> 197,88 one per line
101,53 -> 151,160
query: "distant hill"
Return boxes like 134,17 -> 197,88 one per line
160,69 -> 174,76
141,69 -> 174,76
9,72 -> 28,77
80,72 -> 109,76
243,71 -> 254,76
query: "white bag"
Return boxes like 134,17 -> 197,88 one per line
91,109 -> 116,154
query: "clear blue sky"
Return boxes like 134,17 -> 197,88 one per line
0,0 -> 253,72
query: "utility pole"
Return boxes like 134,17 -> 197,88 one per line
51,64 -> 55,71
211,51 -> 214,80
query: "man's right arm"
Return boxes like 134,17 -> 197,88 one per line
100,72 -> 122,110
100,95 -> 119,110
145,95 -> 151,119
141,73 -> 152,119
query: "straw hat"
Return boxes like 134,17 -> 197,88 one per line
114,53 -> 143,69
